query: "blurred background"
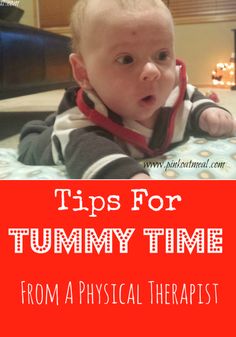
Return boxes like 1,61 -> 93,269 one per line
17,0 -> 236,87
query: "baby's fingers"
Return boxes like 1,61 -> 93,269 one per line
232,119 -> 236,136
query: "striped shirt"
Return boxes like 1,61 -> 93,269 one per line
18,61 -> 227,179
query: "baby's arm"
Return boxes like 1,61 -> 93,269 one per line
199,107 -> 236,137
188,86 -> 236,137
60,127 -> 150,179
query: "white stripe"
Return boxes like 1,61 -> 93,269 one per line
86,91 -> 109,116
123,119 -> 152,138
192,98 -> 215,110
52,106 -> 95,163
164,85 -> 180,107
82,154 -> 128,179
172,100 -> 192,143
186,84 -> 196,99
54,107 -> 94,130
125,143 -> 145,159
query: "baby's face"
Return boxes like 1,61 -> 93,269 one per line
79,1 -> 176,127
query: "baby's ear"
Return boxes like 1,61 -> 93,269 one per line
69,53 -> 93,90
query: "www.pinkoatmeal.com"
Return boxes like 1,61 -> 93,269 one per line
143,159 -> 226,171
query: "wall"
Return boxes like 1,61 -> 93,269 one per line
14,1 -> 236,86
18,0 -> 37,27
175,21 -> 235,86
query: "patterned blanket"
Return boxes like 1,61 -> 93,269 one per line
0,136 -> 236,179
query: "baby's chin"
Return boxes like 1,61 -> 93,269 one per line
135,110 -> 161,129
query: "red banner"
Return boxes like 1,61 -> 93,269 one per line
0,181 -> 235,336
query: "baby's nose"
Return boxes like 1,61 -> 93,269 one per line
140,62 -> 161,81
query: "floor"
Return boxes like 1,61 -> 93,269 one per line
0,87 -> 235,149
0,89 -> 65,148
0,89 -> 64,113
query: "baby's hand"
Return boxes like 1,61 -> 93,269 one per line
131,173 -> 151,179
199,108 -> 236,137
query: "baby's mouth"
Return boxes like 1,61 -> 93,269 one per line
139,95 -> 156,106
142,95 -> 154,102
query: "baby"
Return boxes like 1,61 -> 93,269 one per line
18,0 -> 236,179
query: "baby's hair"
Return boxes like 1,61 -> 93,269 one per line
70,0 -> 171,54
70,0 -> 87,54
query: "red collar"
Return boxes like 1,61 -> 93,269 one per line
76,59 -> 187,156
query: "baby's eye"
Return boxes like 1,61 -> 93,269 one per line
116,55 -> 134,65
153,51 -> 169,62
158,51 -> 169,61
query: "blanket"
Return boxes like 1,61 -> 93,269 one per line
0,136 -> 235,179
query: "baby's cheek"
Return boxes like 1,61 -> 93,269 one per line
163,72 -> 176,94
